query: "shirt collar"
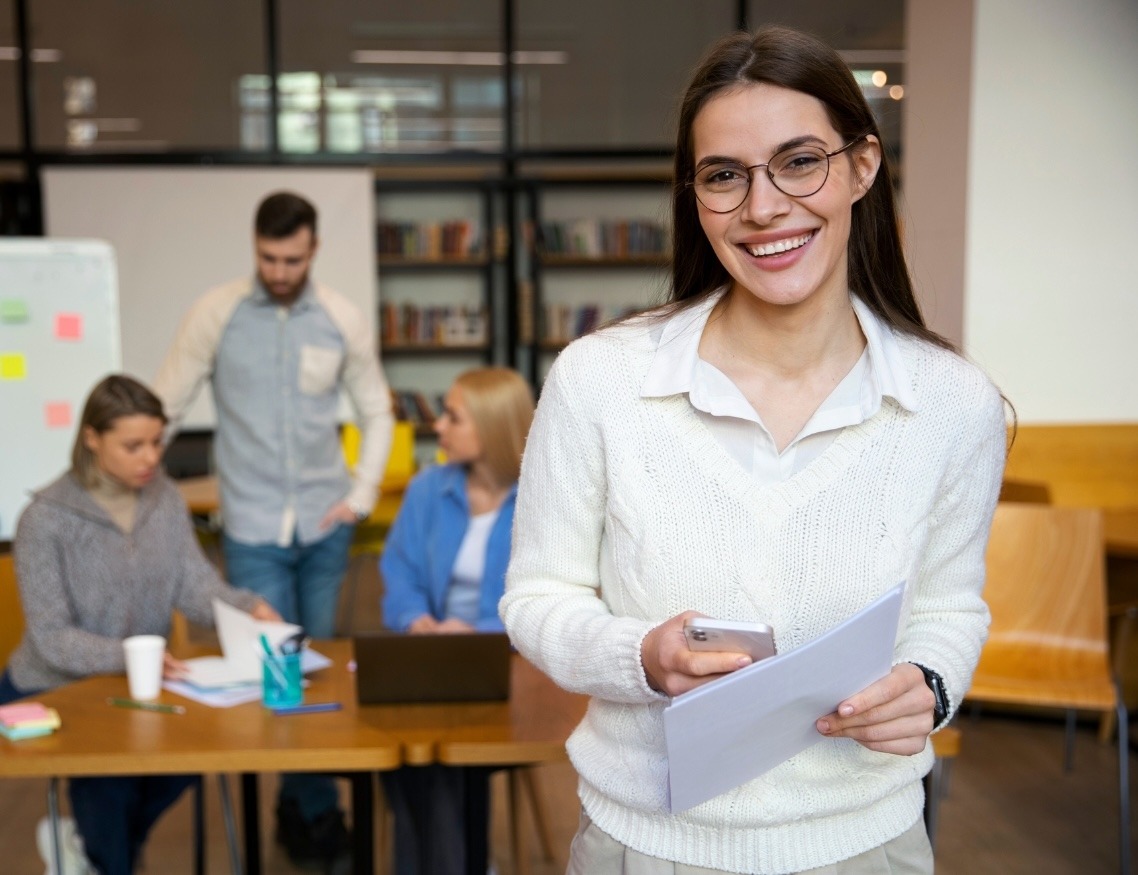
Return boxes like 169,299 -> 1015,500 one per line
850,295 -> 918,412
640,289 -> 917,413
640,291 -> 721,398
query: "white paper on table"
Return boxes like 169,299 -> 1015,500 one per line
175,599 -> 329,690
164,652 -> 332,707
663,583 -> 905,813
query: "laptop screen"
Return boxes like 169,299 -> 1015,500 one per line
353,632 -> 512,704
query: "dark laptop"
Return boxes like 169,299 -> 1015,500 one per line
353,632 -> 512,704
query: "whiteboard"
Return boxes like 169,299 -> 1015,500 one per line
0,239 -> 122,541
42,167 -> 377,428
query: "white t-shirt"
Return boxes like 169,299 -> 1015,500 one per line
444,507 -> 501,623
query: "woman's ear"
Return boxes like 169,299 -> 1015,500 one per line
82,425 -> 100,453
850,135 -> 882,203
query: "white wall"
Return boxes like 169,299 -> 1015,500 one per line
43,167 -> 376,427
962,0 -> 1138,422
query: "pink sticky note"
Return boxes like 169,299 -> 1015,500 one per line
45,401 -> 72,429
55,313 -> 83,341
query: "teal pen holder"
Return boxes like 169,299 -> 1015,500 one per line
262,651 -> 303,709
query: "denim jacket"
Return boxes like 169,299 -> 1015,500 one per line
380,463 -> 515,632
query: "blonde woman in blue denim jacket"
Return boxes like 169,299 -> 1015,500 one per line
379,366 -> 534,874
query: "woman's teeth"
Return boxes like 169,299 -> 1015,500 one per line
746,232 -> 813,257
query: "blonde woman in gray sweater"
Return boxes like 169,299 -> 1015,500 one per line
1,374 -> 277,875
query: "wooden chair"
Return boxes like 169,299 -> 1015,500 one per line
0,552 -> 24,669
965,503 -> 1130,874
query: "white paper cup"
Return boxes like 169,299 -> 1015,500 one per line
122,635 -> 166,701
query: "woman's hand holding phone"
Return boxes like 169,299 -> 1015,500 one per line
641,611 -> 757,696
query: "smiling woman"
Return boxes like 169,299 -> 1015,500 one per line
501,25 -> 1009,875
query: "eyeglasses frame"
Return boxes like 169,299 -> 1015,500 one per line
688,133 -> 872,214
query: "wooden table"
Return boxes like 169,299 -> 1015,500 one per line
0,640 -> 587,875
0,641 -> 398,875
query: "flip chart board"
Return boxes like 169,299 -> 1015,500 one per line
0,239 -> 121,541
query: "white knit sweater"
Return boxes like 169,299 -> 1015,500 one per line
501,312 -> 1007,874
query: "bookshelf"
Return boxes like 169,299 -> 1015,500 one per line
375,176 -> 503,455
519,171 -> 672,385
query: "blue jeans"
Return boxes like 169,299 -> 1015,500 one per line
222,524 -> 354,822
222,523 -> 354,639
1,670 -> 195,875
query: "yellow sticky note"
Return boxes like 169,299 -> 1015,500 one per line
0,352 -> 27,380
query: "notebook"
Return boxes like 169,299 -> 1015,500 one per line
353,632 -> 512,704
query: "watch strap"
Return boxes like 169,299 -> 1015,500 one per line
913,663 -> 949,727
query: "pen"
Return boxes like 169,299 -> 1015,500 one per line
107,697 -> 186,715
259,632 -> 290,688
271,702 -> 343,716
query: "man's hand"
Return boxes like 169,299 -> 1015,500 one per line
319,500 -> 360,531
815,662 -> 935,755
640,611 -> 754,696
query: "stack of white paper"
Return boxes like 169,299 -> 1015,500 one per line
663,584 -> 905,812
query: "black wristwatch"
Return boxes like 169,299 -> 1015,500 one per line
913,663 -> 949,727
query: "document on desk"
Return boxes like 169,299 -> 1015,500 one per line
175,599 -> 330,690
664,584 -> 905,813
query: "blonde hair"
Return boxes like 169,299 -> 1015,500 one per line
453,368 -> 535,486
72,374 -> 167,488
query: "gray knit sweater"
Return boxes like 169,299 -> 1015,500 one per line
8,470 -> 260,691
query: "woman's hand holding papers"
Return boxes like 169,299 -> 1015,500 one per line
641,611 -> 754,696
162,652 -> 189,680
814,662 -> 935,755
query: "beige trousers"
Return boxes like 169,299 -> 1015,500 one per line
566,812 -> 934,875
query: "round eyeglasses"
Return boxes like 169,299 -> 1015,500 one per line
689,135 -> 869,213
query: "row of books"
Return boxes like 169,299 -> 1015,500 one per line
543,303 -> 638,345
0,701 -> 61,740
537,218 -> 668,258
380,302 -> 488,347
377,220 -> 484,259
390,389 -> 443,428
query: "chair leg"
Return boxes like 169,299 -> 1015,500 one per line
218,774 -> 245,875
193,778 -> 205,875
47,777 -> 63,875
518,767 -> 555,862
1115,687 -> 1131,875
507,769 -> 530,875
1064,708 -> 1077,772
923,759 -> 948,852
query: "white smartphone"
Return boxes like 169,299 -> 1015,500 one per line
683,617 -> 776,662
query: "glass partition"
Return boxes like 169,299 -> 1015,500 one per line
277,0 -> 502,154
28,0 -> 266,151
516,0 -> 736,150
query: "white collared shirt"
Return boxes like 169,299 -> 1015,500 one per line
640,291 -> 918,486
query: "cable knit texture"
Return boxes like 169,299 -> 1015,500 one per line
9,471 -> 260,691
501,314 -> 1007,874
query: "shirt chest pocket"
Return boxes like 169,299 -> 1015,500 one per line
298,345 -> 343,395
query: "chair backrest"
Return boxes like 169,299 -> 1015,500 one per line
983,503 -> 1107,657
0,552 -> 25,668
342,420 -> 416,491
998,478 -> 1052,504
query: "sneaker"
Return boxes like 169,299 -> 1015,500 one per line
36,816 -> 94,875
275,799 -> 352,872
